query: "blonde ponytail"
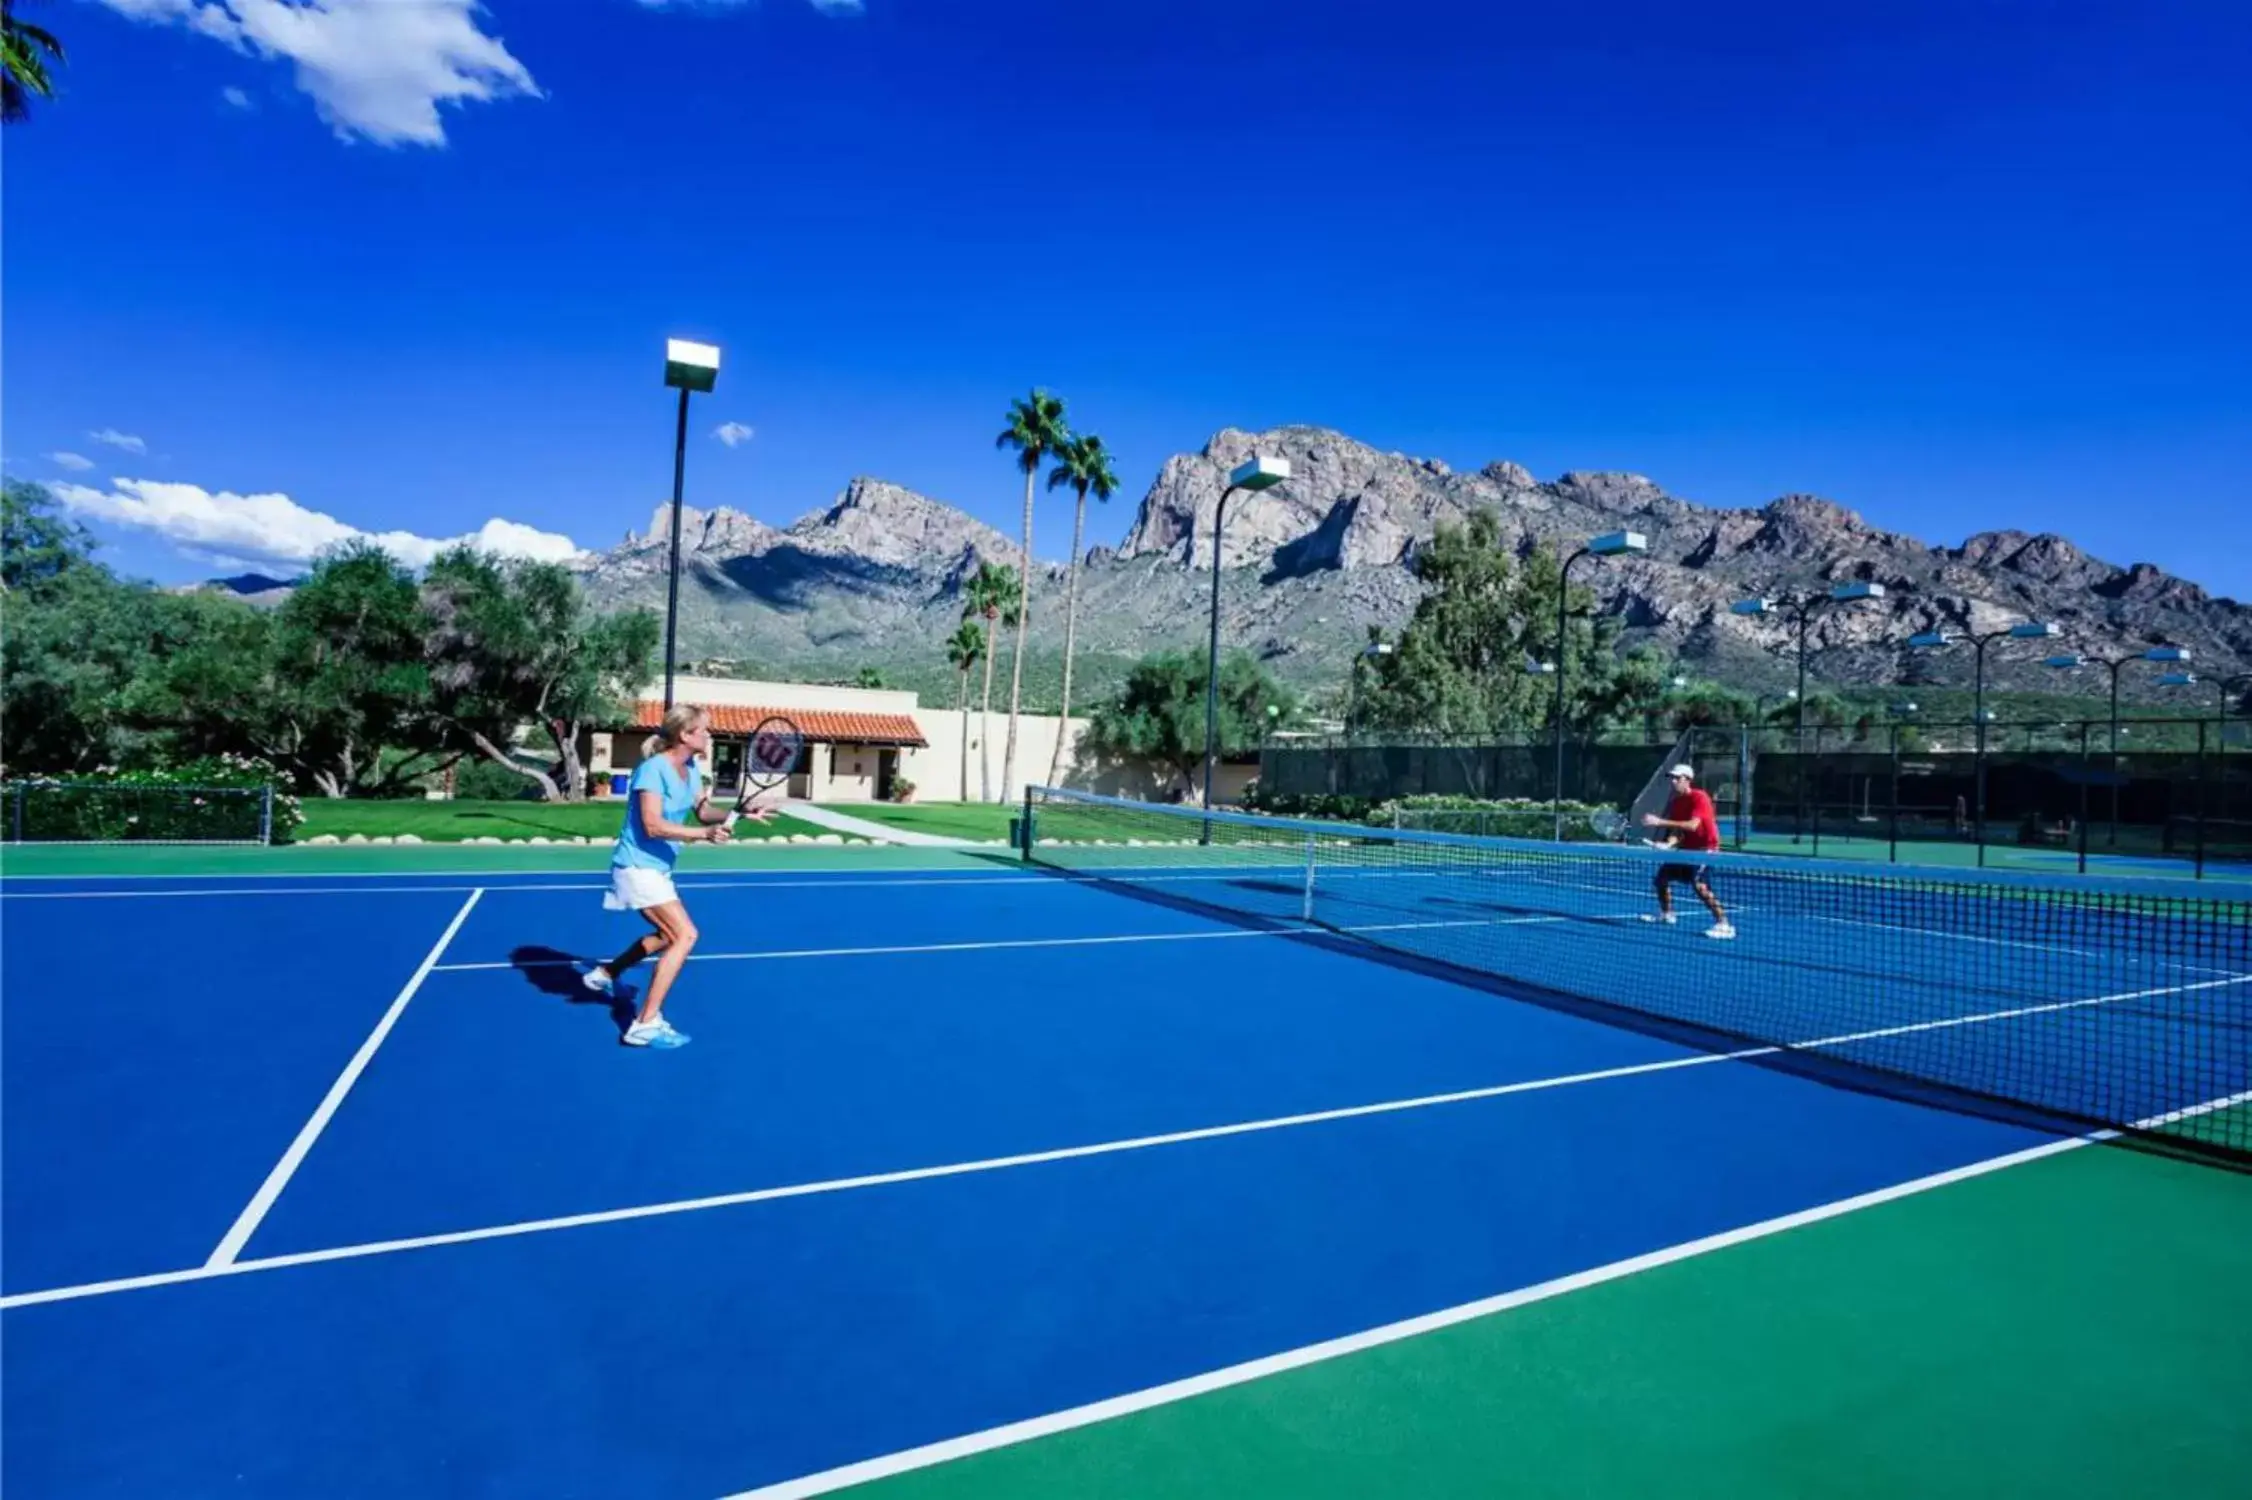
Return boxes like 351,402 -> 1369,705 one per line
643,703 -> 706,759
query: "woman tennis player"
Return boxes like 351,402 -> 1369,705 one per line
582,704 -> 768,1048
1640,762 -> 1735,940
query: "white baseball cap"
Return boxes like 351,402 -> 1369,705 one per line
1669,764 -> 1696,778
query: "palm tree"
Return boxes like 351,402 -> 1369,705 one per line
3,1 -> 65,125
959,560 -> 1020,802
994,389 -> 1070,802
944,619 -> 984,802
1043,431 -> 1119,787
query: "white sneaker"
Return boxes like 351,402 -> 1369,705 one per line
622,1018 -> 690,1049
581,965 -> 614,995
1705,922 -> 1737,940
1640,913 -> 1677,925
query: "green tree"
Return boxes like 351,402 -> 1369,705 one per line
1,566 -> 173,773
421,547 -> 660,801
994,389 -> 1071,801
1661,682 -> 1757,732
958,560 -> 1020,801
254,543 -> 440,796
1082,649 -> 1295,799
852,666 -> 887,690
2,1 -> 64,125
1043,431 -> 1119,785
944,619 -> 984,801
1349,511 -> 1566,739
2,478 -> 94,591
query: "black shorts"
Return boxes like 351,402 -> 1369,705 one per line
1657,862 -> 1711,886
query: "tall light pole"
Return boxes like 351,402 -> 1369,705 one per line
1203,454 -> 1290,814
2048,645 -> 2188,845
1906,618 -> 2057,864
1732,580 -> 1887,840
1552,531 -> 1647,838
660,338 -> 721,710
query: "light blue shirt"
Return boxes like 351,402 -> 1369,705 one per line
614,754 -> 702,871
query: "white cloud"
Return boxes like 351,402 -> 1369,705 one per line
52,478 -> 587,573
713,421 -> 755,448
89,428 -> 148,454
222,85 -> 254,109
47,452 -> 97,472
92,0 -> 539,147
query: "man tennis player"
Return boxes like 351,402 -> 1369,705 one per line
1640,763 -> 1735,940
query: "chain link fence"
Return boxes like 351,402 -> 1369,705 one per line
1258,718 -> 2252,878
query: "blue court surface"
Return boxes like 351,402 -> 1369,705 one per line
0,857 -> 2215,1496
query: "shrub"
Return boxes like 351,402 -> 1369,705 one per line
4,753 -> 302,844
452,756 -> 543,802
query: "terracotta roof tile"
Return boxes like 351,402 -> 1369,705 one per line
630,701 -> 928,747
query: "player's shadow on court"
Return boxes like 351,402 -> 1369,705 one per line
509,944 -> 634,1035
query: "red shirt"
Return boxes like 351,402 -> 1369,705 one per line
1667,789 -> 1720,853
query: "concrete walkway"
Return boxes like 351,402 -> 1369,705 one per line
786,802 -> 979,847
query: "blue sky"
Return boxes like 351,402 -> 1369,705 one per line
6,0 -> 2249,599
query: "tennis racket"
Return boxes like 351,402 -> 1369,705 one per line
1585,809 -> 1630,841
731,714 -> 804,824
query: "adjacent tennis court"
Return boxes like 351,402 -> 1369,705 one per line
5,806 -> 2250,1497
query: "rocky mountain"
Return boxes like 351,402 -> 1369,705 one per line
576,428 -> 2252,710
172,572 -> 299,608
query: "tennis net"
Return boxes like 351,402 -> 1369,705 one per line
1021,786 -> 2252,1161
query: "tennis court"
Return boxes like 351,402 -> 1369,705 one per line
5,798 -> 2251,1497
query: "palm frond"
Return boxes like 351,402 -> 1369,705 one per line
2,1 -> 65,121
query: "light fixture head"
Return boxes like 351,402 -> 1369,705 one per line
1588,530 -> 1648,557
664,338 -> 721,392
1229,454 -> 1291,492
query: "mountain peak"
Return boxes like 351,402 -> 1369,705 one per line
788,477 -> 1021,570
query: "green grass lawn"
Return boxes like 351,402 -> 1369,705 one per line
293,798 -> 840,843
824,801 -> 1020,841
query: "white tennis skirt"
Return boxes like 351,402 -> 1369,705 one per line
603,865 -> 680,912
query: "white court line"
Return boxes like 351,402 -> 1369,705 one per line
427,916 -> 1594,975
0,866 -> 1328,902
723,1089 -> 2252,1500
201,889 -> 485,1269
0,872 -> 1032,901
7,969 -> 2245,1313
2,1047 -> 1757,1311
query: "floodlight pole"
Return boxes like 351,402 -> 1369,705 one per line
1551,531 -> 1647,840
662,385 -> 691,711
1732,582 -> 1885,843
1552,545 -> 1590,842
1907,619 -> 2054,866
1202,455 -> 1290,833
659,337 -> 722,712
1202,482 -> 1241,817
2093,647 -> 2186,847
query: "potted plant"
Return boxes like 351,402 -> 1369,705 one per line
892,777 -> 918,804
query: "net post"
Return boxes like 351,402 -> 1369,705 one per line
1300,830 -> 1316,920
259,785 -> 275,847
9,782 -> 21,844
1019,786 -> 1034,861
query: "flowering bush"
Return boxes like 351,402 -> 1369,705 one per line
1369,794 -> 1607,839
4,754 -> 301,844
